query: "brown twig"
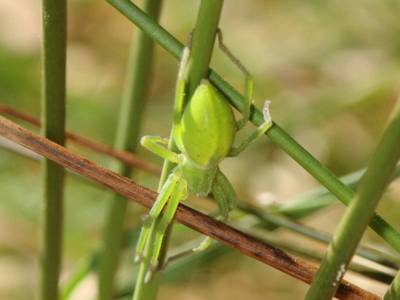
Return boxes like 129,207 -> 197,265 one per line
0,116 -> 380,300
0,104 -> 160,176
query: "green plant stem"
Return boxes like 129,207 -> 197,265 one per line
305,103 -> 400,300
385,271 -> 400,300
186,1 -> 224,97
40,0 -> 67,299
132,1 -> 224,299
98,1 -> 162,300
106,0 -> 400,254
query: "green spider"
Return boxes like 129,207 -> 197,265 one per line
135,32 -> 273,281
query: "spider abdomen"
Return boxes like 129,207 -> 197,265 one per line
175,81 -> 236,167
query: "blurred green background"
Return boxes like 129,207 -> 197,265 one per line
1,0 -> 400,299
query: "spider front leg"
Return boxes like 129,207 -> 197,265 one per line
136,136 -> 181,261
140,135 -> 181,164
139,49 -> 191,161
193,169 -> 238,252
134,170 -> 181,262
145,173 -> 188,282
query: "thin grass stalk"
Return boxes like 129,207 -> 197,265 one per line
97,1 -> 162,300
132,1 -> 224,299
384,271 -> 400,300
106,0 -> 400,254
40,0 -> 67,299
305,101 -> 400,300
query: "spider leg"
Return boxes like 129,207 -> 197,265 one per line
140,135 -> 181,163
134,169 -> 180,262
216,29 -> 273,156
173,46 -> 190,127
216,28 -> 253,130
191,184 -> 225,253
229,100 -> 273,157
145,177 -> 188,282
215,169 -> 238,211
192,169 -> 238,252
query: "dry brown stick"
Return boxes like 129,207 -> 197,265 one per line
0,116 -> 379,300
0,104 -> 160,176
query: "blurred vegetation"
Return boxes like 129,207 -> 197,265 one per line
0,0 -> 400,299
